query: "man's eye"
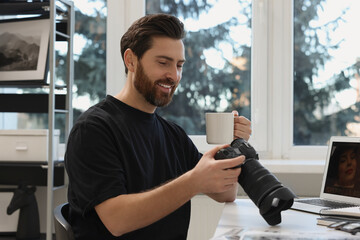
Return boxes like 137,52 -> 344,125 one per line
159,62 -> 166,65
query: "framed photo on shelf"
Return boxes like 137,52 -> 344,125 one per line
0,18 -> 50,82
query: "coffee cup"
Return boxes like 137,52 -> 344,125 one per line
205,112 -> 234,144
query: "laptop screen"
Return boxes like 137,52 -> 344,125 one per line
324,141 -> 360,198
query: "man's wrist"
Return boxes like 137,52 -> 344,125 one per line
180,169 -> 200,197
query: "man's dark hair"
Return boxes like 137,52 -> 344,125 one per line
120,13 -> 186,74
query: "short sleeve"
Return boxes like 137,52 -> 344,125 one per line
65,120 -> 126,215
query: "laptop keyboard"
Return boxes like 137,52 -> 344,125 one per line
297,198 -> 358,209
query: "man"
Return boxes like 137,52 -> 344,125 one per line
65,13 -> 251,240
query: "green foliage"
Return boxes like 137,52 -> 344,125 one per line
293,0 -> 358,144
73,1 -> 106,103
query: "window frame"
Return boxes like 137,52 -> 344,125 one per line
270,0 -> 327,160
106,0 -> 329,161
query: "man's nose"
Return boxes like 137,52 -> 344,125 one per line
166,65 -> 181,81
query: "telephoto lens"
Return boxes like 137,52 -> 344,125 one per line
214,138 -> 297,226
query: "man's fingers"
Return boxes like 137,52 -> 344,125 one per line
206,144 -> 230,157
235,116 -> 251,128
224,168 -> 242,178
216,155 -> 245,169
234,116 -> 252,140
234,129 -> 251,141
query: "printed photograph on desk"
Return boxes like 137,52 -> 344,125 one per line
324,142 -> 360,198
240,230 -> 360,239
0,18 -> 50,82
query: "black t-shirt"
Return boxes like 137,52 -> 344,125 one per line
65,95 -> 202,240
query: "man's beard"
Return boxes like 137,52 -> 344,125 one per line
134,62 -> 177,107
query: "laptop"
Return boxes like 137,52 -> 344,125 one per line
291,136 -> 360,214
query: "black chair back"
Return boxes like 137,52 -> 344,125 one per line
54,202 -> 75,240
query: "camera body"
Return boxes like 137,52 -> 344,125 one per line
215,138 -> 258,167
215,138 -> 296,226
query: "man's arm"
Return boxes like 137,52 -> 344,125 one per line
95,145 -> 244,237
206,182 -> 239,203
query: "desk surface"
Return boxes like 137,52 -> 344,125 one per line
212,199 -> 360,239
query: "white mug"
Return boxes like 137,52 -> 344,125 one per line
205,112 -> 234,144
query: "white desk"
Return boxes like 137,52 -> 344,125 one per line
212,199 -> 360,239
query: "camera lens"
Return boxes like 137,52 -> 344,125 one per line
215,138 -> 296,226
238,159 -> 283,207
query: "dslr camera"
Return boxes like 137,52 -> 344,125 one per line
215,138 -> 296,226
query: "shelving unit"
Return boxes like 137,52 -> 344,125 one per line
0,1 -> 74,240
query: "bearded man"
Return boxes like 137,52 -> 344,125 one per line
65,13 -> 251,240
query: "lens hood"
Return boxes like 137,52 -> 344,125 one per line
259,186 -> 297,226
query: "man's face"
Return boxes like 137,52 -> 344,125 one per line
133,37 -> 185,107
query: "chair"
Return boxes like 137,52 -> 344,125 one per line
54,202 -> 75,240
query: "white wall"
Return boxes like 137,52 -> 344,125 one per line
106,0 -> 144,95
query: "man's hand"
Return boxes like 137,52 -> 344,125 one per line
190,145 -> 245,195
232,110 -> 251,141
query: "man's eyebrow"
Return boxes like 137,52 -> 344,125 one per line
156,55 -> 186,63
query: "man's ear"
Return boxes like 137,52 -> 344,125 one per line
124,48 -> 137,73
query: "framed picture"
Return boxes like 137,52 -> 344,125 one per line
0,18 -> 50,82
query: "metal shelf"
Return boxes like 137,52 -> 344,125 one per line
0,162 -> 65,187
0,1 -> 69,16
0,94 -> 67,113
0,2 -> 50,15
0,1 -> 74,240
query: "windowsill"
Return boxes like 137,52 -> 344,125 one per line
190,136 -> 327,175
260,159 -> 325,174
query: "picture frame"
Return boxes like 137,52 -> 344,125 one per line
0,18 -> 50,82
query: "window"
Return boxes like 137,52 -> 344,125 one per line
69,0 -> 107,121
293,0 -> 360,146
144,0 -> 267,153
108,0 -> 266,154
108,0 -> 359,161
